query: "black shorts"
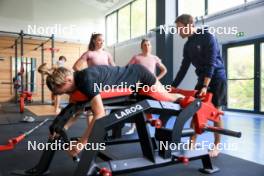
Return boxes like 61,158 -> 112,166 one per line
132,64 -> 156,87
195,79 -> 227,107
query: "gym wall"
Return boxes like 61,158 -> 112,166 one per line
173,4 -> 264,89
0,36 -> 87,103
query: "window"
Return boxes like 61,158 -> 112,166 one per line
178,0 -> 205,17
178,0 -> 255,17
208,0 -> 244,14
106,13 -> 117,46
106,0 -> 156,45
147,0 -> 156,31
227,45 -> 254,110
118,5 -> 130,43
225,39 -> 264,113
131,0 -> 146,38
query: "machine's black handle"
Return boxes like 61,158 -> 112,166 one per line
204,126 -> 242,138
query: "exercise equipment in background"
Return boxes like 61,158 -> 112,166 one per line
0,118 -> 49,151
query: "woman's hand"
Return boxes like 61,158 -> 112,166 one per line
157,62 -> 167,80
67,139 -> 87,157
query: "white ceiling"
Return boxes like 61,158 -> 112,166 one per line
79,0 -> 121,11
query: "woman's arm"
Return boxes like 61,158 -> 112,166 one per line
128,56 -> 136,65
156,61 -> 167,80
80,94 -> 105,143
68,94 -> 105,157
108,53 -> 116,66
73,52 -> 89,71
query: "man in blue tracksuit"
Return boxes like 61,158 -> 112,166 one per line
172,14 -> 227,157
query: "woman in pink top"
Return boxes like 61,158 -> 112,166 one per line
70,33 -> 115,131
126,39 -> 168,134
128,39 -> 167,80
73,33 -> 115,71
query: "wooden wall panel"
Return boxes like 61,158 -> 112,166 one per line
0,36 -> 87,103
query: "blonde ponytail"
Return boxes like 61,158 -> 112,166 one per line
38,63 -> 53,76
37,63 -> 72,93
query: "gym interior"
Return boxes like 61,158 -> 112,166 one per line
0,0 -> 264,176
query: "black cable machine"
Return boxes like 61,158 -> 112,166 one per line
12,89 -> 242,176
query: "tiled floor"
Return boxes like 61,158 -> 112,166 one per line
147,111 -> 264,165
217,111 -> 264,165
181,111 -> 264,165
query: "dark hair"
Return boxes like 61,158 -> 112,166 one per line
58,55 -> 67,62
175,14 -> 194,26
140,38 -> 150,49
88,33 -> 103,51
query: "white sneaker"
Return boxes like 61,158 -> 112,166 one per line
126,125 -> 136,135
27,116 -> 35,122
22,116 -> 35,122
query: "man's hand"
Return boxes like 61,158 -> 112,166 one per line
198,87 -> 208,97
198,77 -> 211,97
